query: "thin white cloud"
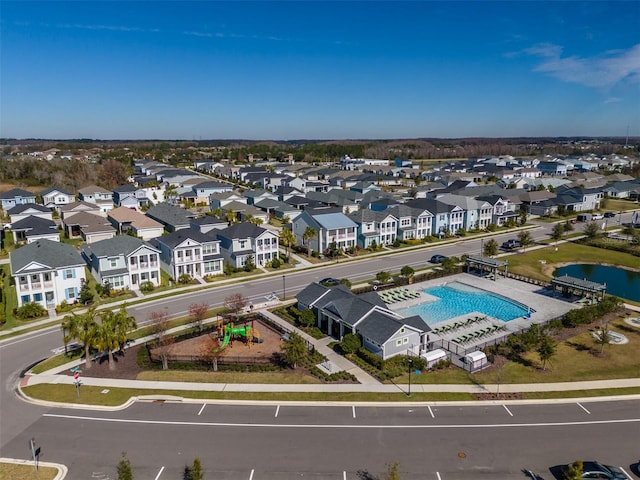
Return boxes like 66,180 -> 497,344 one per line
604,97 -> 621,104
57,23 -> 159,33
524,42 -> 640,89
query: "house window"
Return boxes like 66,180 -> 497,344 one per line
19,276 -> 27,284
130,257 -> 137,266
109,258 -> 118,268
202,244 -> 216,255
239,240 -> 246,249
396,339 -> 402,346
400,328 -> 405,333
403,337 -> 409,344
204,260 -> 221,273
66,287 -> 76,299
33,293 -> 43,302
110,276 -> 124,288
21,295 -> 30,304
64,269 -> 75,279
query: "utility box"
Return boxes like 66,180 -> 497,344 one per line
421,349 -> 448,369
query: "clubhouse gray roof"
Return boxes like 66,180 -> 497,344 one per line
82,235 -> 158,258
10,239 -> 84,273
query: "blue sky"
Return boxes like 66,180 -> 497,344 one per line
2,1 -> 639,140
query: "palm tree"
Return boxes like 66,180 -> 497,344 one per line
279,227 -> 295,262
62,307 -> 99,369
95,306 -> 137,370
302,227 -> 317,257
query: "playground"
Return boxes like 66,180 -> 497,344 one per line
150,317 -> 283,365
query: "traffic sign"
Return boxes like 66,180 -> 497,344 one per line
73,372 -> 80,380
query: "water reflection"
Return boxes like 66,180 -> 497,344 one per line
554,264 -> 640,302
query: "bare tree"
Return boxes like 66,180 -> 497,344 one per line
198,333 -> 223,372
150,309 -> 174,370
224,293 -> 248,321
188,303 -> 209,333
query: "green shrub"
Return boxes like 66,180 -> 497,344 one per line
139,281 -> 155,293
178,273 -> 192,285
270,257 -> 281,268
356,347 -> 383,369
340,333 -> 361,354
16,302 -> 47,320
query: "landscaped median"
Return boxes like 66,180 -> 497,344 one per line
0,457 -> 67,480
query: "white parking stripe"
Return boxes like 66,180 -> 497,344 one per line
249,468 -> 255,480
275,405 -> 280,418
343,471 -> 347,480
576,402 -> 591,415
154,466 -> 165,480
427,406 -> 435,418
436,472 -> 442,480
197,404 -> 206,416
619,466 -> 632,479
352,405 -> 356,418
502,404 -> 513,417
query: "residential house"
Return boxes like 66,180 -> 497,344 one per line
59,201 -> 102,224
82,235 -> 161,290
476,195 -> 519,226
386,204 -> 433,241
152,228 -> 223,279
292,210 -> 358,254
191,181 -> 233,204
190,215 -> 228,234
7,203 -> 53,224
220,200 -> 270,225
10,239 -> 87,309
112,184 -> 150,209
0,188 -> 36,211
108,207 -> 164,240
40,187 -> 75,210
145,203 -> 195,232
62,211 -> 116,243
405,198 -> 464,236
209,191 -> 247,211
554,185 -> 603,212
602,180 -> 640,199
437,194 -> 493,231
10,216 -> 60,244
214,222 -> 279,268
348,209 -> 398,248
78,185 -> 114,212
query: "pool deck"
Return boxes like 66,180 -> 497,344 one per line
381,273 -> 580,339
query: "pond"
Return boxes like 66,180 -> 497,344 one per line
554,264 -> 640,303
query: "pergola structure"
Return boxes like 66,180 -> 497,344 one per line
465,256 -> 508,281
551,274 -> 607,302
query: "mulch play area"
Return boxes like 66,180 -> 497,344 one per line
65,319 -> 283,380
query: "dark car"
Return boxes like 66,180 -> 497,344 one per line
561,461 -> 628,479
501,239 -> 521,250
319,277 -> 340,286
604,212 -> 616,218
430,254 -> 448,264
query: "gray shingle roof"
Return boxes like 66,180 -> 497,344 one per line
0,188 -> 35,200
146,203 -> 193,227
7,203 -> 51,214
154,228 -> 218,248
82,235 -> 158,258
10,239 -> 84,273
216,222 -> 268,239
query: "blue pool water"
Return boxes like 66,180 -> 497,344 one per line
399,282 -> 531,325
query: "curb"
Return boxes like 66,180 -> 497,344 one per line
0,457 -> 68,480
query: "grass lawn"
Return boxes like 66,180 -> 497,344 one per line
136,370 -> 323,384
31,349 -> 84,374
603,198 -> 638,213
0,463 -> 58,480
504,242 -> 640,281
20,383 -> 474,405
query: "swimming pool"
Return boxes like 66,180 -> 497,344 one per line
399,281 -> 531,325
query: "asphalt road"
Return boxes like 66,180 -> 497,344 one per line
1,215 -> 639,479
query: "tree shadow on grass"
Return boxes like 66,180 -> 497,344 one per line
565,341 -> 590,352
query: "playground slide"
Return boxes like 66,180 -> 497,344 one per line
219,331 -> 231,349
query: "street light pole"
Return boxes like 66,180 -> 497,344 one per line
407,358 -> 413,397
282,275 -> 286,300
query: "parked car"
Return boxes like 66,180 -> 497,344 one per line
430,254 -> 448,264
604,212 -> 616,218
319,277 -> 340,286
592,213 -> 604,220
501,239 -> 521,250
561,461 -> 628,479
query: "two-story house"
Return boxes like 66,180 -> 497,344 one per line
10,239 -> 86,309
81,235 -> 162,290
7,203 -> 53,224
108,207 -> 164,241
214,222 -> 279,268
78,185 -> 114,212
40,187 -> 75,210
348,209 -> 398,248
292,210 -> 358,254
0,188 -> 36,211
386,204 -> 433,241
152,228 -> 224,280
